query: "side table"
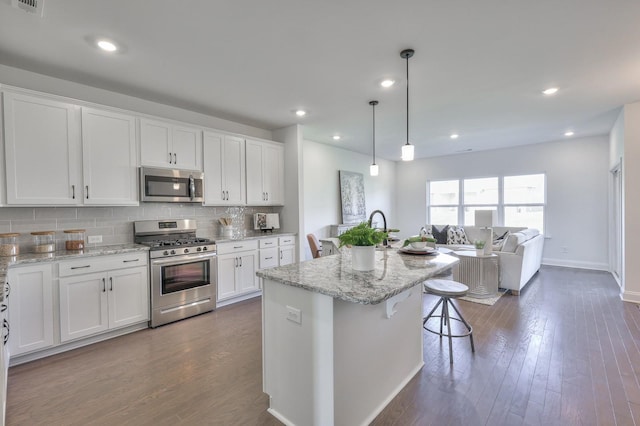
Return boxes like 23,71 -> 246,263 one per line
453,251 -> 499,298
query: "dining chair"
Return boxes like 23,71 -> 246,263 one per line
307,234 -> 322,259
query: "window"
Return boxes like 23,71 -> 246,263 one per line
427,174 -> 545,232
503,174 -> 545,232
428,180 -> 458,224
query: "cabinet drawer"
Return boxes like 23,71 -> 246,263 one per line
259,247 -> 279,269
217,240 -> 259,255
59,252 -> 148,277
259,238 -> 278,249
279,236 -> 295,246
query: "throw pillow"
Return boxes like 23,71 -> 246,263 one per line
493,231 -> 509,251
421,225 -> 433,238
431,225 -> 449,245
447,226 -> 470,245
493,230 -> 509,242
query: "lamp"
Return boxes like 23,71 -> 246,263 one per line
369,100 -> 379,176
475,210 -> 496,255
400,49 -> 415,161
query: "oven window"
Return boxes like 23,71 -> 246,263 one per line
162,259 -> 210,294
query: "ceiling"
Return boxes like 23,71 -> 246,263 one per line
1,0 -> 639,161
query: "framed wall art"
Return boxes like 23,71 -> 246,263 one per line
339,170 -> 366,224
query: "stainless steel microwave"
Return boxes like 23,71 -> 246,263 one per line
140,167 -> 204,203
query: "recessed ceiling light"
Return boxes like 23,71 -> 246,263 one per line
564,131 -> 574,137
542,87 -> 559,95
97,39 -> 118,52
332,135 -> 341,141
380,79 -> 395,88
450,133 -> 459,139
295,110 -> 307,117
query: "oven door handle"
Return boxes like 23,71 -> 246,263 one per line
151,252 -> 217,266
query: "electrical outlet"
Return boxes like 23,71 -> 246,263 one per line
286,305 -> 302,324
88,235 -> 102,244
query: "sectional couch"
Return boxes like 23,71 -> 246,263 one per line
424,225 -> 545,295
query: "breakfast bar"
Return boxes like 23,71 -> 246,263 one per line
257,248 -> 458,426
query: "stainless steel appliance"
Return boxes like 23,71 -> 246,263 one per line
140,167 -> 204,203
134,219 -> 216,327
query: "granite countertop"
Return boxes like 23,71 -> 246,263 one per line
0,244 -> 149,300
256,248 -> 459,305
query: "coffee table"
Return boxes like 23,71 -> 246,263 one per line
452,251 -> 499,298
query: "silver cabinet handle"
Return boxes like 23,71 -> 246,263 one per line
222,190 -> 225,200
72,185 -> 76,199
233,246 -> 243,249
174,153 -> 177,164
109,277 -> 113,291
280,251 -> 283,260
86,185 -> 89,199
169,152 -> 173,164
122,259 -> 140,263
266,192 -> 269,201
226,190 -> 229,200
234,257 -> 238,267
102,278 -> 106,292
266,256 -> 273,260
239,257 -> 243,267
71,265 -> 91,270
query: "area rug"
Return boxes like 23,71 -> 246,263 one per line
459,288 -> 508,306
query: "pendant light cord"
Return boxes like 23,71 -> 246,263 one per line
373,102 -> 376,164
406,53 -> 409,146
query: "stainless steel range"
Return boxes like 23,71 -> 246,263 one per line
134,219 -> 216,328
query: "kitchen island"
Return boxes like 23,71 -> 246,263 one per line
257,248 -> 458,426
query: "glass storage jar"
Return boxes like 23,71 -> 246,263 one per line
64,229 -> 85,251
31,231 -> 56,253
0,233 -> 20,256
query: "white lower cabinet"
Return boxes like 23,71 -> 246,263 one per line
278,236 -> 296,266
217,240 -> 259,302
59,254 -> 149,343
6,264 -> 54,356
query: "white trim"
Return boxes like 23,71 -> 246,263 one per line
621,290 -> 640,304
542,258 -> 608,271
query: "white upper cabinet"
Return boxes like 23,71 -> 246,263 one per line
81,107 -> 138,205
245,139 -> 284,206
140,118 -> 202,170
203,131 -> 245,205
3,91 -> 82,205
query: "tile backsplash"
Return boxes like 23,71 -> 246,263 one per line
0,204 -> 280,250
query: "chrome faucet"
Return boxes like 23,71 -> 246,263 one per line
368,210 -> 388,246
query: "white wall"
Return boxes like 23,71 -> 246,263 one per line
396,136 -> 610,270
621,102 -> 640,302
0,64 -> 272,139
302,140 -> 396,260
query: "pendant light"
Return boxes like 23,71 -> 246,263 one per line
369,100 -> 379,176
400,49 -> 415,161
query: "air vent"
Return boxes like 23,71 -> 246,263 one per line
11,0 -> 44,16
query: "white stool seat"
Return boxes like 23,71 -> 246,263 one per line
424,279 -> 469,297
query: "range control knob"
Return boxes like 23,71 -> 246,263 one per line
203,246 -> 208,251
163,251 -> 169,256
196,247 -> 202,252
184,248 -> 189,254
170,250 -> 176,255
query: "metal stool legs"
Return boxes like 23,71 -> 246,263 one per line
423,296 -> 474,363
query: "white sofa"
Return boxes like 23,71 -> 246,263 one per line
424,225 -> 545,295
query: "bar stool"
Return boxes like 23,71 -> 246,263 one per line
423,279 -> 475,364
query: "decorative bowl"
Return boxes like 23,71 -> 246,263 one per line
410,241 -> 427,249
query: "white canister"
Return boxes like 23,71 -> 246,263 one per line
222,226 -> 233,238
351,245 -> 376,271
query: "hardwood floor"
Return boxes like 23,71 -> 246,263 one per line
6,266 -> 640,425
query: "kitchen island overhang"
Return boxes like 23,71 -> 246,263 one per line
258,249 -> 459,426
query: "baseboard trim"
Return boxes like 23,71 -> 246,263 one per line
621,290 -> 640,304
542,258 -> 608,271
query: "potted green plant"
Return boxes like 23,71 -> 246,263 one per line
473,239 -> 486,256
338,222 -> 388,271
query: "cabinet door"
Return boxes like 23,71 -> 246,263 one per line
245,139 -> 265,205
140,118 -> 172,168
172,125 -> 202,171
108,266 -> 149,329
59,273 -> 109,342
82,107 -> 138,205
263,143 -> 284,205
259,247 -> 279,269
217,254 -> 238,301
222,135 -> 245,204
279,245 -> 296,266
7,264 -> 54,356
3,91 -> 81,205
203,132 -> 224,204
237,252 -> 258,293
